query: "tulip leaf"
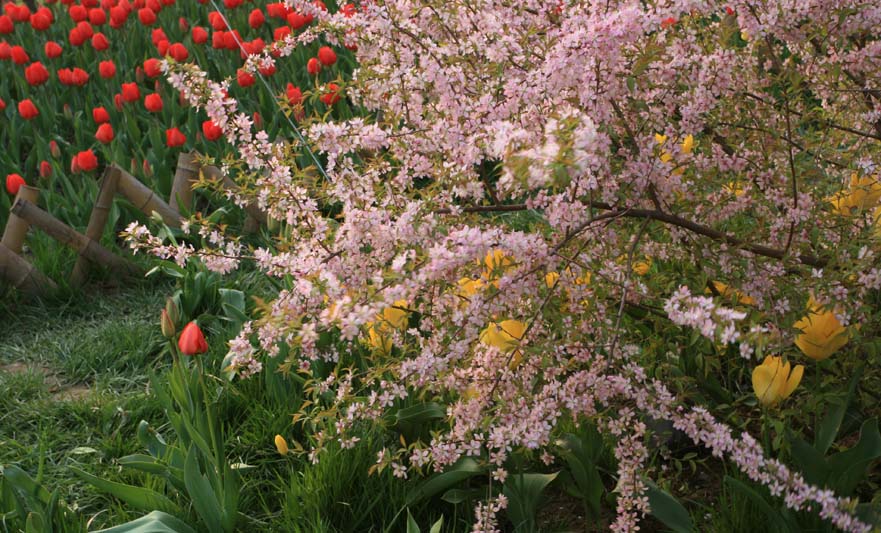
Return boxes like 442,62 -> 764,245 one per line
405,457 -> 482,506
183,445 -> 225,533
429,516 -> 444,533
826,418 -> 881,496
406,509 -> 420,533
504,472 -> 559,532
70,467 -> 180,515
723,476 -> 794,531
788,435 -> 829,486
395,403 -> 446,424
645,480 -> 693,533
94,511 -> 196,533
815,366 -> 863,455
441,488 -> 482,504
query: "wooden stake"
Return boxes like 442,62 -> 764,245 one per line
1,185 -> 39,255
169,151 -> 199,213
114,165 -> 182,227
70,166 -> 121,286
0,243 -> 57,294
11,199 -> 140,277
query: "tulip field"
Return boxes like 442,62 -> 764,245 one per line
2,0 -> 881,532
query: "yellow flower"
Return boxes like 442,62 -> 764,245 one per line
632,257 -> 652,276
724,181 -> 745,197
274,435 -> 289,455
480,319 -> 527,368
828,173 -> 881,216
482,249 -> 515,287
366,324 -> 393,354
751,356 -> 803,407
654,133 -> 668,145
545,271 -> 560,288
457,277 -> 485,298
793,297 -> 849,361
706,281 -> 756,306
874,206 -> 881,239
380,300 -> 409,330
740,30 -> 749,41
681,134 -> 694,154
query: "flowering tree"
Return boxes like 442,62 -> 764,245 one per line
128,0 -> 881,530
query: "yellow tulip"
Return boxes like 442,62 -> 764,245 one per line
632,257 -> 652,276
480,319 -> 527,368
874,206 -> 881,239
793,297 -> 849,361
366,323 -> 393,354
380,300 -> 409,330
482,249 -> 515,288
545,271 -> 560,288
275,435 -> 289,455
457,277 -> 485,298
752,356 -> 803,407
654,133 -> 668,145
724,181 -> 746,197
706,281 -> 756,306
681,134 -> 694,154
828,173 -> 881,216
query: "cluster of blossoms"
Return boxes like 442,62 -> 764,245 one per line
127,0 -> 881,530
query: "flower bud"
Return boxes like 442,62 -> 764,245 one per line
274,435 -> 289,455
160,308 -> 176,338
165,297 -> 180,324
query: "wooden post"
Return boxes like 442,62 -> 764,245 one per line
0,243 -> 57,294
169,151 -> 199,213
114,166 -> 182,228
1,185 -> 39,255
11,199 -> 141,277
70,166 -> 121,286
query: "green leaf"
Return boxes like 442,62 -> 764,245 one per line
405,458 -> 482,505
183,445 -> 225,532
1,465 -> 52,506
723,476 -> 791,531
788,435 -> 829,486
429,516 -> 444,533
70,467 -> 180,515
440,488 -> 482,504
94,511 -> 196,533
503,472 -> 558,532
395,403 -> 446,424
826,418 -> 881,496
815,368 -> 863,455
406,509 -> 420,533
137,420 -> 168,459
645,480 -> 693,533
25,511 -> 46,533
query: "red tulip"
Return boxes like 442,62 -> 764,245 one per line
165,127 -> 186,147
0,15 -> 13,34
30,11 -> 51,30
191,25 -> 207,44
340,3 -> 355,17
258,62 -> 276,76
156,38 -> 169,56
109,5 -> 127,27
286,83 -> 302,105
223,0 -> 242,8
49,140 -> 60,158
25,61 -> 49,86
75,149 -> 98,172
273,26 -> 290,42
95,123 -> 114,143
725,6 -> 735,16
0,96 -> 5,111
5,173 -> 25,195
253,111 -> 262,129
167,42 -> 187,61
92,106 -> 110,123
143,57 -> 161,77
661,17 -> 676,29
306,57 -> 320,75
39,161 -> 52,178
114,93 -> 123,110
207,10 -> 226,30
177,16 -> 187,32
222,30 -> 239,50
317,46 -> 336,66
121,82 -> 140,102
150,27 -> 166,46
10,44 -> 28,64
88,7 -> 106,25
75,20 -> 94,38
236,68 -> 254,87
201,119 -> 222,141
178,321 -> 208,355
0,41 -> 11,59
44,41 -> 62,58
98,59 -> 115,78
287,11 -> 307,30
248,8 -> 263,28
137,7 -> 155,25
320,83 -> 341,105
144,92 -> 162,112
266,2 -> 286,19
18,99 -> 38,119
69,4 -> 87,21
91,32 -> 109,50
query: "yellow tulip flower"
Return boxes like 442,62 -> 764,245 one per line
457,277 -> 485,298
828,173 -> 881,216
480,319 -> 527,368
793,297 -> 849,361
545,271 -> 560,288
380,300 -> 409,329
632,257 -> 652,276
482,249 -> 515,288
366,323 -> 393,354
706,281 -> 756,306
275,435 -> 289,455
752,356 -> 803,407
724,181 -> 746,197
681,134 -> 695,154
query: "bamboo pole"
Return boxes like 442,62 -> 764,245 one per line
169,151 -> 199,213
70,166 -> 121,286
114,166 -> 182,228
199,164 -> 268,225
0,243 -> 57,294
1,185 -> 39,255
11,199 -> 140,276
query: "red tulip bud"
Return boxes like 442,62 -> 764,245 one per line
178,321 -> 208,355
